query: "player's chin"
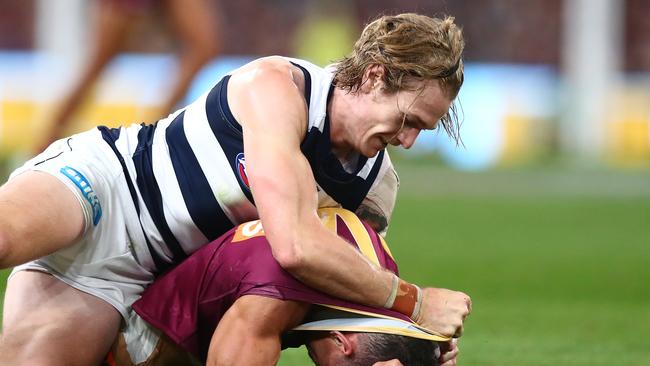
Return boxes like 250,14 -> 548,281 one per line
361,141 -> 386,158
361,147 -> 381,158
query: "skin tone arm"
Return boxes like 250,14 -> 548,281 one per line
206,296 -> 442,366
207,295 -> 309,366
228,58 -> 397,309
228,58 -> 471,336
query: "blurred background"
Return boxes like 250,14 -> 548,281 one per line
1,0 -> 650,169
0,0 -> 648,365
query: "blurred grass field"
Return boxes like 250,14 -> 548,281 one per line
281,162 -> 650,365
1,162 -> 649,365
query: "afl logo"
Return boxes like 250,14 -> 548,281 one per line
235,153 -> 250,190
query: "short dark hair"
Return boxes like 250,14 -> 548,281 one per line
351,332 -> 440,366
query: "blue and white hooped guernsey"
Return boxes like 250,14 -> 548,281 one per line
98,57 -> 394,272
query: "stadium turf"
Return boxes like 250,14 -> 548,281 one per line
281,165 -> 650,365
1,164 -> 648,365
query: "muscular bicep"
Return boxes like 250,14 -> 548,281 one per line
225,59 -> 396,311
207,296 -> 309,365
217,295 -> 309,338
246,139 -> 319,249
229,59 -> 322,260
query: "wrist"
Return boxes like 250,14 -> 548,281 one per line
383,274 -> 399,308
384,275 -> 423,320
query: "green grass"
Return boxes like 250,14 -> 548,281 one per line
0,269 -> 7,320
383,195 -> 650,366
2,165 -> 649,365
288,165 -> 650,365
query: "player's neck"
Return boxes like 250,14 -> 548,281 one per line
328,87 -> 356,161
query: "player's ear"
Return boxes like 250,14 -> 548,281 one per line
360,64 -> 386,94
330,331 -> 354,356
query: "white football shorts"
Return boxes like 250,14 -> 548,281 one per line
9,128 -> 155,320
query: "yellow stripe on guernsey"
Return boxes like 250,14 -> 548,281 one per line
232,208 -> 387,267
317,208 -> 380,266
377,234 -> 395,261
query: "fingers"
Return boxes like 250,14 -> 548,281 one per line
419,288 -> 472,338
439,339 -> 459,366
456,294 -> 471,337
444,293 -> 470,338
439,357 -> 457,366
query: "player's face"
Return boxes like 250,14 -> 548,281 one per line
353,79 -> 452,158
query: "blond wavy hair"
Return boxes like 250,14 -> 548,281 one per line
334,13 -> 465,143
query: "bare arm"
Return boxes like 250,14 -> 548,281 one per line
206,295 -> 309,366
228,58 -> 471,335
228,58 -> 395,308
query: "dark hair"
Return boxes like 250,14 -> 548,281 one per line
351,332 -> 440,366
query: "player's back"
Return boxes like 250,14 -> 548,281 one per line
96,57 -> 393,273
132,207 -> 399,360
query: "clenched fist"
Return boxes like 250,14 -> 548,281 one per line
415,288 -> 471,338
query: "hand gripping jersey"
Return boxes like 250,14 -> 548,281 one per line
132,208 -> 406,362
97,57 -> 397,272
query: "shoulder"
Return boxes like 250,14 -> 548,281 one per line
229,56 -> 303,90
226,57 -> 309,131
228,56 -> 332,104
227,295 -> 310,334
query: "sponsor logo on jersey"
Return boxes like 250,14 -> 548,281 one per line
60,166 -> 102,226
235,153 -> 250,190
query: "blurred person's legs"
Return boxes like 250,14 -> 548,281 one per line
40,0 -> 141,152
157,0 -> 220,115
41,0 -> 219,152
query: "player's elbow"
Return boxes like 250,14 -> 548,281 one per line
269,237 -> 306,273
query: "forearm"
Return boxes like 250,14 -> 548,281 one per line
208,332 -> 280,366
207,296 -> 308,366
284,226 -> 395,308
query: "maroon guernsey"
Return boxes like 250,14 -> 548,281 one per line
132,208 -> 407,362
